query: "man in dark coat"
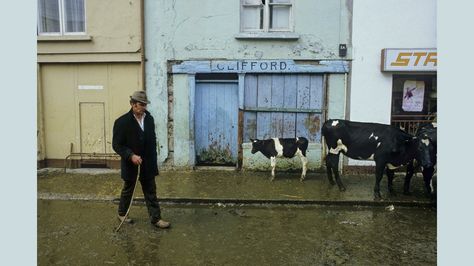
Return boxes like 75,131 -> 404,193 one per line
112,90 -> 170,229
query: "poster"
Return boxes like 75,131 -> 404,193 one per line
402,80 -> 425,112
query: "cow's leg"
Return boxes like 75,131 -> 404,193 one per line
403,161 -> 415,195
270,156 -> 276,181
299,154 -> 308,182
422,166 -> 435,198
373,163 -> 385,200
327,153 -> 345,191
325,153 -> 337,186
386,168 -> 396,196
333,168 -> 346,192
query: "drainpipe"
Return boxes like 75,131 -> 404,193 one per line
140,0 -> 146,91
37,63 -> 46,168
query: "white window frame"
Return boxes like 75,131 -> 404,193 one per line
240,0 -> 293,33
37,0 -> 86,36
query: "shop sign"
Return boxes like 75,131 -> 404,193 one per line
172,60 -> 350,74
211,60 -> 291,72
381,48 -> 437,72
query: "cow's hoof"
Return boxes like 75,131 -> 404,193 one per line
427,192 -> 436,200
300,177 -> 305,182
339,186 -> 346,192
270,177 -> 275,182
374,193 -> 382,201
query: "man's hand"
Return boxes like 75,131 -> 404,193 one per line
130,154 -> 142,165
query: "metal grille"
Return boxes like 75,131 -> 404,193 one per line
391,114 -> 437,135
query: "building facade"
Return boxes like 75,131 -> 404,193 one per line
349,0 -> 437,167
145,0 -> 352,170
37,0 -> 145,168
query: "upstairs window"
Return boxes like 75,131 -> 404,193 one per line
241,0 -> 293,32
38,0 -> 85,35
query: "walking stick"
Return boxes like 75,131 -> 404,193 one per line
115,164 -> 140,232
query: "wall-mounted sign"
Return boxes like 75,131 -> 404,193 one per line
381,48 -> 437,72
78,85 -> 103,90
212,60 -> 290,72
172,60 -> 350,74
402,80 -> 425,112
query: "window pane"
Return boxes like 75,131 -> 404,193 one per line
270,6 -> 289,30
38,0 -> 60,33
64,0 -> 85,33
270,0 -> 290,3
242,6 -> 263,30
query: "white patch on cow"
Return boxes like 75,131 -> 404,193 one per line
421,139 -> 430,146
369,133 -> 379,140
432,122 -> 437,128
386,163 -> 399,170
272,138 -> 284,157
296,149 -> 308,181
295,149 -> 302,157
368,154 -> 375,160
270,156 -> 276,177
331,120 -> 339,126
329,139 -> 348,154
376,142 -> 381,148
430,179 -> 434,193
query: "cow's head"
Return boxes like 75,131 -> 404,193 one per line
250,138 -> 262,154
416,134 -> 437,169
391,129 -> 417,152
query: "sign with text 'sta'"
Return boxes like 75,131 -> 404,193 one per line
381,48 -> 437,72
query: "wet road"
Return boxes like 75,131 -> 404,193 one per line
38,200 -> 436,265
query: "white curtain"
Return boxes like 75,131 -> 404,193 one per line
64,0 -> 84,33
38,0 -> 60,33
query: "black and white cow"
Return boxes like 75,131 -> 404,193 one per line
322,119 -> 417,200
403,122 -> 437,198
250,137 -> 309,181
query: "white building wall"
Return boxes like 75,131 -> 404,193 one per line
349,0 -> 436,165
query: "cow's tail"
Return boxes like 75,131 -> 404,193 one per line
321,120 -> 330,161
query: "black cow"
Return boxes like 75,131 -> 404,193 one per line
322,119 -> 417,200
250,137 -> 309,181
403,122 -> 437,198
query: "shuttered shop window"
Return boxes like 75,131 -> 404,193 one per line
243,74 -> 324,142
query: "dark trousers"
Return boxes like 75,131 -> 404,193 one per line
118,175 -> 162,224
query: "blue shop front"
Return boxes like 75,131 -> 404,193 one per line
170,59 -> 349,171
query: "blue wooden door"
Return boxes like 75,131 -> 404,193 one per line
195,81 -> 238,165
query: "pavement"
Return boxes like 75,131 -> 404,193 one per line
37,167 -> 436,207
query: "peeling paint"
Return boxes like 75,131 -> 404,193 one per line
305,115 -> 321,136
197,141 -> 234,165
254,51 -> 264,59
